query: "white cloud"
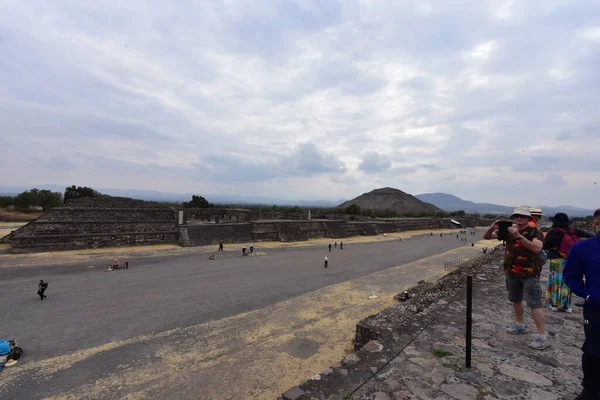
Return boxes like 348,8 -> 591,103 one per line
0,0 -> 599,208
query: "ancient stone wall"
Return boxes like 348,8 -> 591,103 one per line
183,208 -> 260,224
9,197 -> 178,250
186,223 -> 254,246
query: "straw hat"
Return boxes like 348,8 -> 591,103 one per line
529,207 -> 544,216
510,205 -> 532,219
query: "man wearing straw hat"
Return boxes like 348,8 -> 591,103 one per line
483,205 -> 549,350
529,208 -> 544,228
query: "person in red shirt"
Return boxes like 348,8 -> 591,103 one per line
483,205 -> 549,350
529,208 -> 543,228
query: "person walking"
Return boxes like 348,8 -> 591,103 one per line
324,256 -> 328,268
242,245 -> 247,256
544,213 -> 594,312
218,240 -> 224,251
340,241 -> 343,250
483,205 -> 550,350
37,280 -> 48,301
328,243 -> 332,252
564,208 -> 600,400
334,242 -> 337,249
125,257 -> 129,269
112,259 -> 119,270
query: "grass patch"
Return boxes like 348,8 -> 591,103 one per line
432,348 -> 452,358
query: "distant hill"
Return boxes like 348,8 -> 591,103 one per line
339,187 -> 442,214
415,192 -> 595,217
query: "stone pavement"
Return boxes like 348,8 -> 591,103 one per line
282,249 -> 586,400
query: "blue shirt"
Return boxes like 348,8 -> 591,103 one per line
0,340 -> 10,356
564,234 -> 600,306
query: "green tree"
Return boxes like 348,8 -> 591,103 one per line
64,185 -> 104,202
13,189 -> 62,210
0,196 -> 14,207
14,189 -> 40,209
38,190 -> 63,210
344,203 -> 361,215
183,195 -> 214,208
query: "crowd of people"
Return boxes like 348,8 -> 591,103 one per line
484,205 -> 600,400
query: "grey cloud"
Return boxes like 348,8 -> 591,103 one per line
418,163 -> 441,171
30,155 -> 78,171
287,142 -> 346,174
359,152 -> 392,173
543,174 -> 568,185
556,131 -> 575,141
196,142 -> 346,182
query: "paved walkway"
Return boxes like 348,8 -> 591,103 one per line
0,232 -> 494,400
291,252 -> 585,400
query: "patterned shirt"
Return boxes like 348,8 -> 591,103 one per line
503,227 -> 544,278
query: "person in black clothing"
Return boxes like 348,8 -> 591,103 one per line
37,280 -> 48,301
544,213 -> 594,259
339,241 -> 343,250
218,241 -> 224,251
328,243 -> 332,252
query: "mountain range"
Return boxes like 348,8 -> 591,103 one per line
415,193 -> 595,217
0,185 -> 595,217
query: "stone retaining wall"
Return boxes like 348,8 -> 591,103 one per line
186,223 -> 254,246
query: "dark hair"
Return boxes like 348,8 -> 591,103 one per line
594,208 -> 600,219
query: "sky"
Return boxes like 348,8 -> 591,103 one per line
1,0 -> 599,208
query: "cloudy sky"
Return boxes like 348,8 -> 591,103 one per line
1,0 -> 599,208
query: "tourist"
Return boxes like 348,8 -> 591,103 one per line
483,206 -> 549,350
218,240 -> 224,251
249,245 -> 254,254
398,291 -> 411,302
544,213 -> 594,312
37,280 -> 48,301
125,257 -> 129,269
324,256 -> 328,268
340,241 -> 343,250
0,339 -> 16,372
334,242 -> 337,248
112,259 -> 119,270
529,208 -> 543,228
328,243 -> 332,252
242,245 -> 247,256
563,208 -> 600,400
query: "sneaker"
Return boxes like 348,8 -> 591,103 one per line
550,306 -> 558,311
506,324 -> 528,334
565,308 -> 573,313
529,336 -> 551,350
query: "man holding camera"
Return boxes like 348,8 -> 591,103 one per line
483,205 -> 549,350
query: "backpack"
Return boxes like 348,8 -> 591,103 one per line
9,346 -> 23,361
556,227 -> 579,257
526,228 -> 548,266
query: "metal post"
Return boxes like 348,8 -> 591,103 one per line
466,275 -> 473,368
